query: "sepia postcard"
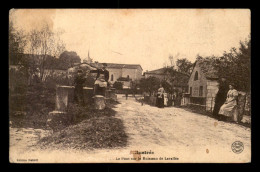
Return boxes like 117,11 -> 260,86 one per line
9,9 -> 251,163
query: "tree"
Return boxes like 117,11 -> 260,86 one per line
201,37 -> 251,92
9,21 -> 27,65
176,58 -> 193,75
139,77 -> 160,96
162,66 -> 189,94
26,23 -> 66,81
161,80 -> 173,94
58,51 -> 81,69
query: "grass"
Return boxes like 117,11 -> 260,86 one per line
9,83 -> 56,129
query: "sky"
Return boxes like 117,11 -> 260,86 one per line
10,9 -> 250,72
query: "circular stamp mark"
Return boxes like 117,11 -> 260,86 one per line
231,141 -> 244,154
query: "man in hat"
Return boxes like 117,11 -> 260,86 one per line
74,69 -> 86,105
212,77 -> 229,117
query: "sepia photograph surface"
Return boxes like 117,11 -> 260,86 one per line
9,9 -> 251,163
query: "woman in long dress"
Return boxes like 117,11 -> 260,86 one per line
156,84 -> 165,108
219,84 -> 238,118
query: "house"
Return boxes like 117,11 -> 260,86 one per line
90,63 -> 143,85
187,58 -> 219,111
144,67 -> 190,93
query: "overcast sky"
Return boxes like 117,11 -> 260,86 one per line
10,9 -> 250,71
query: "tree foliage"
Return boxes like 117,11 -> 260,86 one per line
139,77 -> 160,96
9,21 -> 27,65
176,58 -> 193,75
58,51 -> 81,69
26,24 -> 66,81
12,23 -> 66,82
201,37 -> 251,92
162,67 -> 189,94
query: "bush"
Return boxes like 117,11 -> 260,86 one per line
9,68 -> 28,95
139,77 -> 160,96
113,81 -> 123,90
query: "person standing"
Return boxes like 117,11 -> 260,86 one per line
96,63 -> 109,83
94,74 -> 107,96
74,69 -> 86,105
156,84 -> 165,108
92,63 -> 109,97
212,77 -> 229,117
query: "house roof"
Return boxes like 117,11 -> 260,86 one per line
193,58 -> 218,79
71,62 -> 97,70
144,67 -> 190,87
144,68 -> 167,75
90,63 -> 143,70
145,67 -> 190,77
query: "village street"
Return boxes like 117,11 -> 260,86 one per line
10,94 -> 251,163
110,95 -> 251,162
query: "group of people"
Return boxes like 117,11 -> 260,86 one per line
155,84 -> 182,108
155,77 -> 239,121
73,63 -> 109,106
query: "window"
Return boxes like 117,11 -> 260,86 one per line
199,86 -> 203,96
194,71 -> 198,81
111,74 -> 114,81
190,87 -> 192,96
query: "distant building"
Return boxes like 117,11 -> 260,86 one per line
144,67 -> 189,93
90,63 -> 143,85
187,58 -> 219,111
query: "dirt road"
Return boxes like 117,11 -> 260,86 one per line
10,95 -> 251,163
111,95 -> 251,162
